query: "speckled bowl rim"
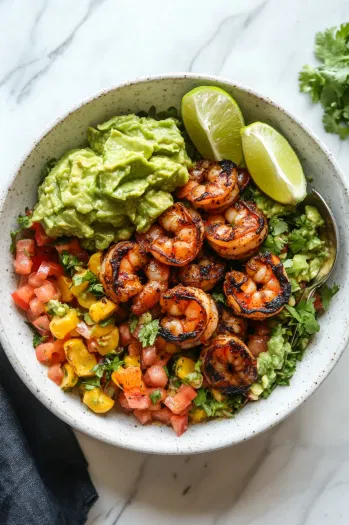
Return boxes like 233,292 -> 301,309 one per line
1,73 -> 349,454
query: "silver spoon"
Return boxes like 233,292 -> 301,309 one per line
297,189 -> 338,302
290,189 -> 338,346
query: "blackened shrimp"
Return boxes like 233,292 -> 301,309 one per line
215,305 -> 248,340
100,241 -> 147,303
132,259 -> 170,315
201,335 -> 257,394
247,322 -> 270,357
205,201 -> 268,259
159,285 -> 218,349
100,241 -> 169,313
176,160 -> 239,211
237,168 -> 251,193
176,252 -> 226,291
137,203 -> 204,267
224,252 -> 291,319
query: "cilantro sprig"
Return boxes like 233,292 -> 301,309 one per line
72,270 -> 104,297
10,210 -> 32,252
299,23 -> 349,139
59,251 -> 85,276
82,354 -> 124,390
138,318 -> 159,347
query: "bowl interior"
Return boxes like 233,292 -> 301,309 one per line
1,75 -> 348,454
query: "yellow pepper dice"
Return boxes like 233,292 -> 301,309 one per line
83,388 -> 114,414
212,389 -> 225,403
50,310 -> 80,339
70,270 -> 89,297
124,355 -> 140,368
57,276 -> 74,302
64,338 -> 97,377
88,251 -> 103,276
77,292 -> 97,309
175,357 -> 196,380
91,323 -> 115,338
93,328 -> 119,356
89,298 -> 117,323
190,408 -> 207,424
60,363 -> 78,391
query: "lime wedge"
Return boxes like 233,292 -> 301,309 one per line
241,122 -> 307,204
181,86 -> 245,165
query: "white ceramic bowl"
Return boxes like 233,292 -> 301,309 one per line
1,74 -> 348,454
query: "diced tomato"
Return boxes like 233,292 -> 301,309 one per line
314,292 -> 323,311
18,275 -> 28,287
13,239 -> 35,275
170,414 -> 188,437
147,387 -> 166,403
32,315 -> 50,335
31,222 -> 52,246
124,389 -> 151,410
155,353 -> 171,367
128,342 -> 141,357
38,261 -> 63,278
133,409 -> 152,425
164,384 -> 197,415
148,403 -> 162,411
28,272 -> 46,288
11,284 -> 35,310
152,407 -> 172,425
29,296 -> 46,318
118,392 -> 133,412
48,364 -> 64,385
141,345 -> 158,367
31,246 -> 59,271
55,237 -> 89,263
34,280 -> 59,302
143,365 -> 168,388
35,340 -> 65,365
87,338 -> 98,353
119,323 -> 137,346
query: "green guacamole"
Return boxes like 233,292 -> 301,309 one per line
32,115 -> 191,250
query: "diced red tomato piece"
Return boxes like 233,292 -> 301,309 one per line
118,392 -> 133,412
38,261 -> 63,279
119,323 -> 137,346
141,345 -> 158,367
151,407 -> 172,425
54,237 -> 89,263
35,343 -> 52,363
155,353 -> 171,367
28,272 -> 46,287
124,390 -> 151,410
170,414 -> 188,437
87,338 -> 98,353
32,315 -> 50,335
18,275 -> 28,287
48,364 -> 64,385
147,387 -> 166,403
148,403 -> 162,411
143,365 -> 168,388
29,296 -> 46,318
164,384 -> 197,415
35,340 -> 65,365
11,284 -> 35,310
128,342 -> 141,357
133,409 -> 152,425
34,280 -> 59,302
31,222 -> 52,246
13,239 -> 35,275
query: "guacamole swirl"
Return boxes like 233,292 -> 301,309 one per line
32,115 -> 191,250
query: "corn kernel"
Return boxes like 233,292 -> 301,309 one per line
88,252 -> 103,276
190,408 -> 207,424
57,275 -> 74,302
124,355 -> 140,368
60,363 -> 78,391
50,310 -> 79,339
89,298 -> 117,323
83,387 -> 114,414
175,357 -> 196,380
64,338 -> 97,377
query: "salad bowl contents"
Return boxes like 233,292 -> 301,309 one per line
1,75 -> 347,453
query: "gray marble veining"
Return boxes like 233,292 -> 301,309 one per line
1,0 -> 349,523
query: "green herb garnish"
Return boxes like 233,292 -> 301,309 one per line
138,319 -> 159,347
149,389 -> 162,404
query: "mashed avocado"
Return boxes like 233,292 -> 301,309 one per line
32,115 -> 191,250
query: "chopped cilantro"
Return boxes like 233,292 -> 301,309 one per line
33,333 -> 48,348
212,292 -> 226,305
72,270 -> 104,297
89,354 -> 124,385
99,316 -> 115,328
149,389 -> 162,404
129,313 -> 139,334
138,319 -> 159,347
10,211 -> 32,252
163,365 -> 170,378
59,251 -> 84,276
320,283 -> 340,310
81,377 -> 101,391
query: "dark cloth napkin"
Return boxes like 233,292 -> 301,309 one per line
0,345 -> 98,525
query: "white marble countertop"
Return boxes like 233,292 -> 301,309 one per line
1,0 -> 349,523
